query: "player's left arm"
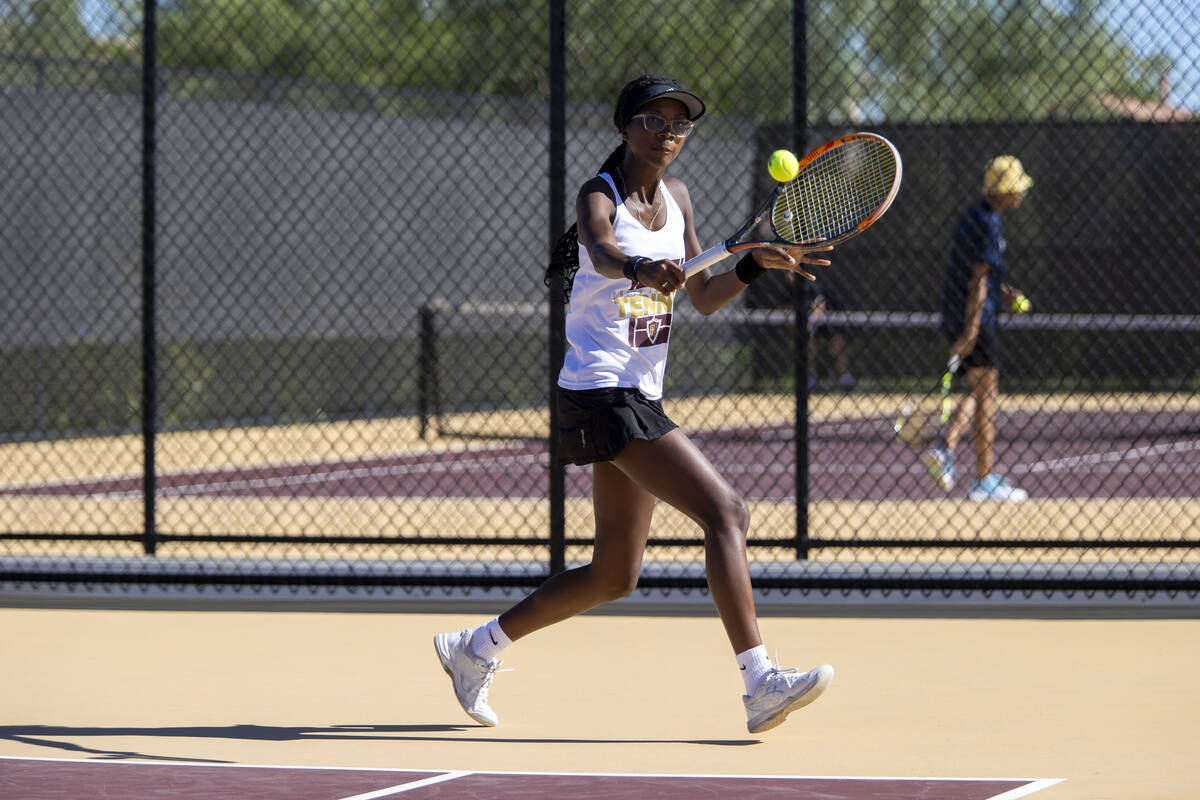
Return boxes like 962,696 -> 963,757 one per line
1000,282 -> 1025,305
677,178 -> 831,315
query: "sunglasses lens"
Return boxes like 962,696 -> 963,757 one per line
637,114 -> 693,136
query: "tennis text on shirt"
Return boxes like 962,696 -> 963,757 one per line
612,284 -> 673,347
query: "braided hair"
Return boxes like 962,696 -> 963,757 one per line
544,74 -> 689,304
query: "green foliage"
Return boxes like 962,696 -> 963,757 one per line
0,0 -> 1173,122
807,0 -> 1173,122
0,0 -> 95,58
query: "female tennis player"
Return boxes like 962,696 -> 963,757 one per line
435,74 -> 835,734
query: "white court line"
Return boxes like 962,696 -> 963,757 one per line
725,462 -> 920,476
986,778 -> 1066,799
337,770 -> 473,800
1023,439 -> 1200,473
87,452 -> 545,499
0,442 -> 541,496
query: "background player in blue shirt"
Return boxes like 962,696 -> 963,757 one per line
925,156 -> 1033,501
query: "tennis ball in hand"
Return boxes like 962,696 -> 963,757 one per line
1012,295 -> 1031,314
768,149 -> 800,183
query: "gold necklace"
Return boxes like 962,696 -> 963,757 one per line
616,168 -> 664,229
641,191 -> 664,229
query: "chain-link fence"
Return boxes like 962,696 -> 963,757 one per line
1,1 -> 1197,598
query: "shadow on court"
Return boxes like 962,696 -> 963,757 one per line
0,723 -> 756,762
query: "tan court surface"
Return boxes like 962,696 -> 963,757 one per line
1,605 -> 1197,799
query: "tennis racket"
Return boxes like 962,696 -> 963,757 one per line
682,132 -> 902,278
894,355 -> 961,447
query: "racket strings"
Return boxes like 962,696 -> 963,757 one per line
896,393 -> 947,446
773,138 -> 897,243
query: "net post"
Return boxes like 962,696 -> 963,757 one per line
417,303 -> 438,440
547,0 -> 567,576
793,0 -> 810,561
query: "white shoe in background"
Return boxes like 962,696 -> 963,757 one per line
967,474 -> 1028,501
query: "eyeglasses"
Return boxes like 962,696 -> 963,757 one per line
630,113 -> 695,137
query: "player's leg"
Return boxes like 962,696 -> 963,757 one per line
612,430 -> 835,731
943,391 -> 976,451
934,326 -> 999,493
967,325 -> 999,479
966,363 -> 1025,500
611,429 -> 760,651
925,382 -> 973,493
969,365 -> 999,479
962,324 -> 1024,500
946,326 -> 989,453
434,462 -> 656,726
829,332 -> 854,387
965,362 -> 1022,498
807,333 -> 819,389
497,461 -> 656,640
961,327 -> 1025,500
965,363 -> 1025,500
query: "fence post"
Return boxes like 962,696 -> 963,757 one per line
547,0 -> 567,577
793,0 -> 811,560
140,0 -> 158,556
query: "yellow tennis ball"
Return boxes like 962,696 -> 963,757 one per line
1012,295 -> 1031,314
768,149 -> 799,183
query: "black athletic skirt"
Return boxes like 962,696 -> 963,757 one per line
555,386 -> 678,467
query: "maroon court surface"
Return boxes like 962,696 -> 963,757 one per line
0,758 -> 1061,800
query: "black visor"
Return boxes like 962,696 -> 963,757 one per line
614,83 -> 706,131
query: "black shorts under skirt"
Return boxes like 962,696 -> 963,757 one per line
555,386 -> 678,467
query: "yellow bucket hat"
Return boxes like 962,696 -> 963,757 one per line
982,155 -> 1034,195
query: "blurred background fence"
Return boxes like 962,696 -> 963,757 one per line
0,0 -> 1196,598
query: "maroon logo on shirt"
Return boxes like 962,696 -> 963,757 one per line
629,313 -> 672,348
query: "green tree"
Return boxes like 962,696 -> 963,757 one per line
834,0 -> 1171,122
0,0 -> 97,58
2,0 -> 1171,123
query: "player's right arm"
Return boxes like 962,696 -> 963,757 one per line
575,177 -> 626,280
951,262 -> 989,359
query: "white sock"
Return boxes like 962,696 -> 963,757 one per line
736,645 -> 774,694
469,617 -> 512,662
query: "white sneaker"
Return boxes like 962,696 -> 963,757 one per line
433,629 -> 504,726
744,664 -> 834,734
922,445 -> 955,491
967,474 -> 1028,502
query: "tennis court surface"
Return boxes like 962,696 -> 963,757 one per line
3,609 -> 1198,800
0,758 -> 1062,800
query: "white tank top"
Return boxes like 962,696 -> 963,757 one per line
557,173 -> 686,400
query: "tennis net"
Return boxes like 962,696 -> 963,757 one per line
416,297 -> 1198,442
